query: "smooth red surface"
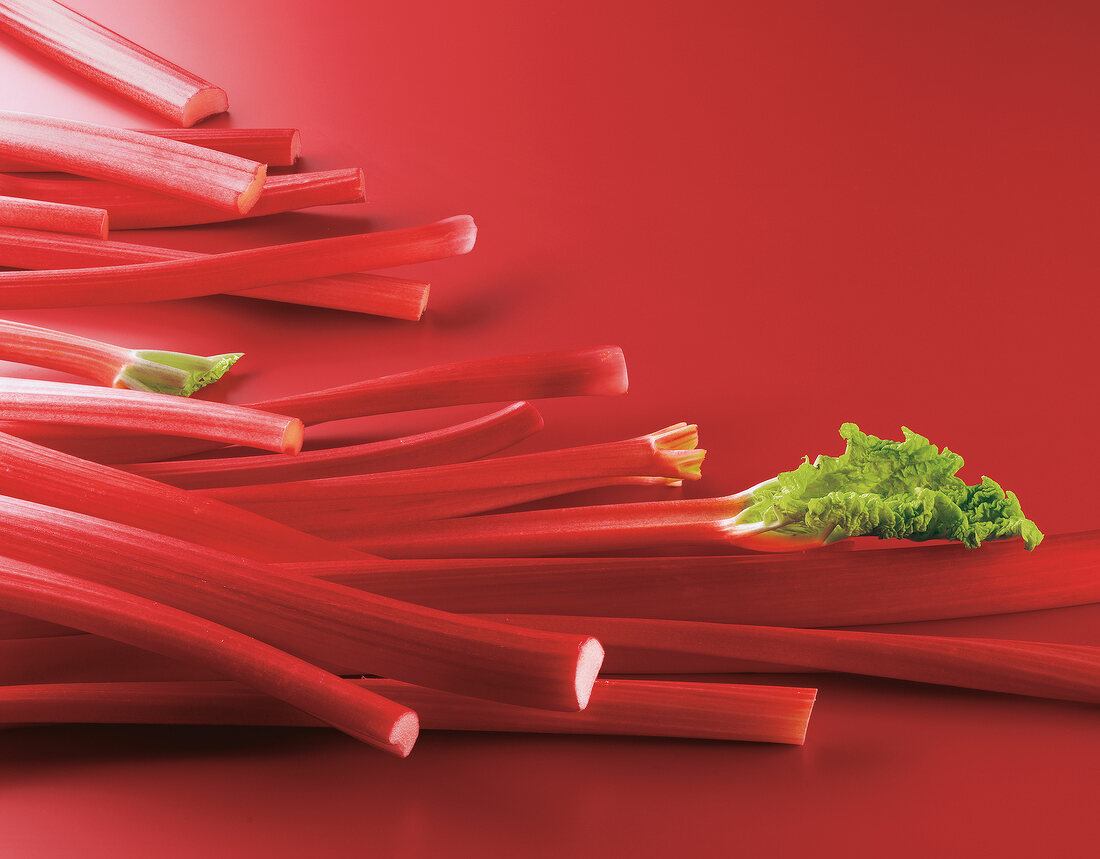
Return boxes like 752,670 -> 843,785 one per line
0,1 -> 1097,856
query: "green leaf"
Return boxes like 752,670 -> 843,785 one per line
736,423 -> 1043,550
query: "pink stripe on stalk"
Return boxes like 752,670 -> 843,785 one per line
0,215 -> 472,308
0,554 -> 417,755
0,195 -> 107,238
0,113 -> 263,212
0,224 -> 430,319
0,378 -> 303,454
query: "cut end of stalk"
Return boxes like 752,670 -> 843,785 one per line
574,637 -> 606,710
649,422 -> 699,451
445,215 -> 478,255
288,129 -> 303,164
180,86 -> 230,127
793,688 -> 818,746
121,351 -> 244,397
280,418 -> 306,455
581,346 -> 629,396
235,164 -> 268,215
388,709 -> 421,758
668,448 -> 706,480
413,283 -> 430,320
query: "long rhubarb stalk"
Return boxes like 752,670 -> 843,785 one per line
0,195 -> 107,238
285,533 -> 1099,626
0,168 -> 364,229
0,378 -> 303,453
0,113 -> 263,212
0,496 -> 604,712
492,614 -> 1100,705
123,402 -> 545,489
1,345 -> 628,463
0,225 -> 430,318
0,554 -> 417,755
0,128 -> 301,170
0,317 -> 241,395
0,215 -> 472,308
205,424 -> 703,533
0,430 -> 366,562
0,678 -> 816,744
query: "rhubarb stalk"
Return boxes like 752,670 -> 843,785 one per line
0,195 -> 107,238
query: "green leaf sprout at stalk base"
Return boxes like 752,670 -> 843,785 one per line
735,423 -> 1043,550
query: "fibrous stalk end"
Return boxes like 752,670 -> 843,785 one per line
117,350 -> 244,397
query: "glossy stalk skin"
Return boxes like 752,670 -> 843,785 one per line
0,678 -> 816,745
0,554 -> 417,755
492,614 -> 1100,705
204,424 -> 703,534
0,430 -> 366,562
0,497 -> 605,712
0,345 -> 628,463
0,195 -> 107,237
123,402 -> 545,489
0,1 -> 228,125
0,113 -> 262,212
0,317 -> 240,395
0,168 -> 364,229
0,128 -> 300,170
0,378 -> 303,454
0,224 -> 429,319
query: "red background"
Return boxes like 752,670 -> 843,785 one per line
1,1 -> 1098,856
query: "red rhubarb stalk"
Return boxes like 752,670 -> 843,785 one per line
0,496 -> 605,712
0,430 -> 367,562
0,225 -> 430,319
0,378 -> 303,453
123,402 -> 545,489
0,317 -> 241,395
284,533 -> 1100,626
0,128 -> 301,170
204,423 -> 703,534
0,168 -> 364,229
0,554 -> 417,755
492,614 -> 1100,705
0,195 -> 107,237
0,113 -> 264,212
0,1 -> 228,125
0,214 -> 472,308
0,678 -> 816,745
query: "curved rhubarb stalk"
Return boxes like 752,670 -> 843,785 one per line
0,2 -> 228,125
0,317 -> 240,395
205,424 -> 703,535
0,554 -> 417,755
0,430 -> 366,562
0,225 -> 430,319
0,378 -> 303,454
0,496 -> 605,712
0,113 -> 263,212
123,402 -> 545,489
0,678 -> 816,745
0,215 -> 473,308
0,128 -> 301,171
0,195 -> 107,238
0,168 -> 365,229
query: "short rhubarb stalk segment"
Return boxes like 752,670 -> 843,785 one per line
0,553 -> 418,755
0,128 -> 301,171
0,225 -> 430,318
123,402 -> 546,489
0,317 -> 240,395
0,378 -> 303,454
0,214 -> 472,308
0,1 -> 228,125
0,195 -> 107,238
0,112 -> 264,212
0,496 -> 605,712
0,678 -> 816,745
0,168 -> 364,229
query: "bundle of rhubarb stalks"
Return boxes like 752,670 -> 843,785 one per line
0,0 -> 1096,759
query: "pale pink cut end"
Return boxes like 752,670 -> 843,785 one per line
235,165 -> 268,215
280,418 -> 306,455
590,346 -> 629,396
389,710 -> 420,758
574,637 -> 606,711
447,215 -> 478,255
413,284 -> 431,320
288,130 -> 303,163
180,86 -> 230,128
793,690 -> 818,746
